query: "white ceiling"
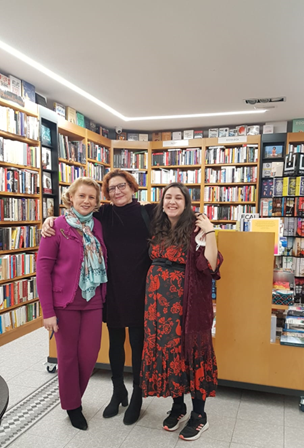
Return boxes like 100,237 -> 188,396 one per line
0,0 -> 303,132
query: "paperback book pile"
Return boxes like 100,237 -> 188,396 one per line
280,306 -> 304,347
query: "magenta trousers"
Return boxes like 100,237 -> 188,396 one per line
54,308 -> 102,410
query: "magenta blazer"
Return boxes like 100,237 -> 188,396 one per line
37,215 -> 107,319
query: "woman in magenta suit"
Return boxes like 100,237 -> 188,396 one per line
37,177 -> 107,430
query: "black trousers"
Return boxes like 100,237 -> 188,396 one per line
108,326 -> 144,387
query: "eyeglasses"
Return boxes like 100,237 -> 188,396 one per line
108,182 -> 127,194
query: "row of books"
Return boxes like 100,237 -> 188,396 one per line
0,302 -> 41,334
113,150 -> 147,169
203,205 -> 256,221
205,166 -> 258,184
151,169 -> 201,185
288,144 -> 304,154
282,237 -> 304,257
260,198 -> 304,218
282,217 -> 304,237
151,187 -> 201,202
87,142 -> 110,164
261,177 -> 304,198
280,307 -> 304,347
0,253 -> 37,280
205,145 -> 258,165
58,163 -> 86,183
262,161 -> 284,178
0,198 -> 40,221
0,106 -> 39,140
0,277 -> 37,309
152,148 -> 202,166
133,190 -> 148,201
204,186 -> 256,203
280,257 -> 304,276
0,168 -> 39,194
0,138 -> 40,167
58,134 -> 86,165
0,226 -> 41,250
87,163 -> 109,182
42,198 -> 54,219
130,171 -> 147,187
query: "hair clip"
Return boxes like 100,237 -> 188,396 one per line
60,229 -> 69,239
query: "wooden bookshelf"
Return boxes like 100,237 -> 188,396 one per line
204,135 -> 261,226
0,98 -> 42,344
111,140 -> 150,202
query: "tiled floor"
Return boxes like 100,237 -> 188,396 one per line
1,327 -> 304,447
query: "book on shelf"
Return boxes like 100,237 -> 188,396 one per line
292,119 -> 304,133
53,102 -> 65,118
9,75 -> 22,97
161,132 -> 171,141
237,125 -> 247,136
139,134 -> 148,142
47,198 -> 54,217
239,213 -> 259,232
183,130 -> 194,139
283,177 -> 296,196
272,198 -> 283,216
76,112 -> 85,128
41,124 -> 52,145
208,128 -> 218,138
229,129 -> 238,137
251,218 -> 280,255
247,125 -> 260,135
273,178 -> 283,197
152,132 -> 162,141
218,128 -> 229,138
21,80 -> 35,103
194,130 -> 203,138
280,331 -> 304,347
283,197 -> 296,216
65,106 -> 77,124
172,131 -> 182,140
42,172 -> 52,194
41,147 -> 52,170
260,198 -> 272,217
261,179 -> 273,197
296,177 -> 304,196
287,306 -> 304,317
262,162 -> 272,178
127,133 -> 139,141
116,132 -> 127,140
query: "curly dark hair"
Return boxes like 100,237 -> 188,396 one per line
151,182 -> 196,249
102,169 -> 139,200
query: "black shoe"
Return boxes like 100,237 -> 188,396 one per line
123,385 -> 143,425
163,403 -> 187,431
103,378 -> 128,418
67,406 -> 88,430
179,411 -> 209,441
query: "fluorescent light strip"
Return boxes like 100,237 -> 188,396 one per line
125,109 -> 267,121
0,39 -> 267,122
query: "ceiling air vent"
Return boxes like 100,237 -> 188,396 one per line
244,97 -> 286,105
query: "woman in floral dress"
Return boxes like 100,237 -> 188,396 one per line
141,182 -> 223,441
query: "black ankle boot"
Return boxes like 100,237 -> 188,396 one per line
103,378 -> 128,418
67,406 -> 88,430
123,385 -> 142,425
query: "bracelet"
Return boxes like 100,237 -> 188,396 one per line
205,230 -> 215,236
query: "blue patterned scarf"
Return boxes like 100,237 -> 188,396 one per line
65,207 -> 107,301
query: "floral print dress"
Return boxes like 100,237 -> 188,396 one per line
141,242 -> 217,400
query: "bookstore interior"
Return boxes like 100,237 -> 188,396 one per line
1,51 -> 304,408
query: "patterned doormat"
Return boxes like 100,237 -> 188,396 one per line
0,375 -> 60,447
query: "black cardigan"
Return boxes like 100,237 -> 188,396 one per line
94,200 -> 155,327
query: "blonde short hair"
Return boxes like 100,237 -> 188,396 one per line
62,177 -> 101,211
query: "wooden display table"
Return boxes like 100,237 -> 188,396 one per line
48,231 -> 304,395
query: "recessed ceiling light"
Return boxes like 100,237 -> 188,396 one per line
0,39 -> 267,123
245,97 -> 285,105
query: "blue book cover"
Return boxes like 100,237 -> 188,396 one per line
22,80 -> 35,102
